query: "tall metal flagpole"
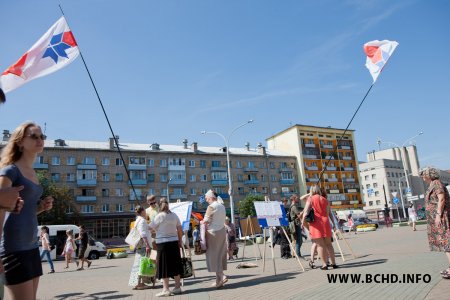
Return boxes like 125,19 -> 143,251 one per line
58,5 -> 141,204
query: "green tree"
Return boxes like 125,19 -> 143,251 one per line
37,171 -> 81,225
238,194 -> 265,218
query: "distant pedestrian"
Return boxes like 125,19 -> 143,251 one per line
75,225 -> 92,270
289,194 -> 304,258
347,214 -> 356,234
39,226 -> 55,273
62,230 -> 77,269
224,217 -> 238,260
420,167 -> 450,279
408,202 -> 418,231
384,207 -> 393,228
201,190 -> 228,288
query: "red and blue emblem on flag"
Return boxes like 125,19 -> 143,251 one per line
364,40 -> 398,83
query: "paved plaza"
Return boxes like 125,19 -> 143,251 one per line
25,224 -> 450,300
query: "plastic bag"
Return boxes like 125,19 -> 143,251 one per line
139,257 -> 156,277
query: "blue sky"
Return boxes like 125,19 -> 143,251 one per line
1,0 -> 449,169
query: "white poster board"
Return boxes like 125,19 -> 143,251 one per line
169,201 -> 193,231
254,201 -> 284,227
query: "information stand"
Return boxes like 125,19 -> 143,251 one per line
254,198 -> 304,273
330,208 -> 356,260
240,216 -> 262,262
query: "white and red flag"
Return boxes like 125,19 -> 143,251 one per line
0,17 -> 79,93
364,40 -> 398,83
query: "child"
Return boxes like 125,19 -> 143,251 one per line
62,230 -> 77,269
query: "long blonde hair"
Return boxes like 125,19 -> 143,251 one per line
0,121 -> 39,168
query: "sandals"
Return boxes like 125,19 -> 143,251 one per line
320,265 -> 328,270
309,260 -> 316,269
442,273 -> 450,279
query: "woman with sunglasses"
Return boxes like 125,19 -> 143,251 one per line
0,121 -> 53,300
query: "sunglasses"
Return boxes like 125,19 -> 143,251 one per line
149,202 -> 156,205
26,133 -> 47,141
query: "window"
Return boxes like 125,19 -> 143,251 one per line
83,157 -> 95,165
281,172 -> 293,180
116,204 -> 123,212
35,156 -> 45,164
147,159 -> 154,167
160,174 -> 167,182
189,175 -> 196,182
81,205 -> 94,213
51,156 -> 60,165
115,173 -> 123,181
372,174 -> 377,179
237,175 -> 243,182
373,183 -> 378,188
173,188 -> 183,195
129,156 -> 145,165
262,187 -> 268,194
77,170 -> 97,180
129,189 -> 143,200
211,161 -> 221,168
236,161 -> 242,168
211,172 -> 227,180
115,158 -> 123,166
81,189 -> 95,196
102,157 -> 110,165
102,173 -> 110,182
189,160 -> 195,167
102,189 -> 109,197
374,191 -> 380,196
102,204 -> 109,213
147,188 -> 155,195
201,188 -> 208,195
200,160 -> 206,168
65,205 -> 74,214
247,161 -> 255,168
365,175 -> 369,180
280,162 -> 288,169
269,162 -> 275,169
260,175 -> 266,182
115,188 -> 123,196
130,170 -> 146,180
368,201 -> 373,206
147,174 -> 155,182
190,188 -> 196,195
161,188 -> 168,196
272,187 -> 278,194
66,173 -> 75,182
259,161 -> 266,168
66,156 -> 75,165
160,159 -> 167,167
201,174 -> 207,182
238,187 -> 245,195
271,175 -> 277,182
376,200 -> 381,205
51,173 -> 60,182
366,184 -> 370,189
129,203 -> 135,212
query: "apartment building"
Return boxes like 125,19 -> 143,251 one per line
266,124 -> 362,210
0,133 -> 298,239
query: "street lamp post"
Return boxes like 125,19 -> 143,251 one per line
167,177 -> 172,203
201,120 -> 254,224
398,172 -> 412,219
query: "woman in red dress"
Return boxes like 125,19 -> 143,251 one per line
302,185 -> 338,270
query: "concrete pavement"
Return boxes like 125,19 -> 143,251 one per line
19,224 -> 450,300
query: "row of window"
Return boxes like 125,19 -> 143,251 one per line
37,156 -> 293,169
51,171 -> 294,183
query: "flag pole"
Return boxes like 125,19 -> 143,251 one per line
58,5 -> 141,205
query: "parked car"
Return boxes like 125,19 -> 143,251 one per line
342,218 -> 379,232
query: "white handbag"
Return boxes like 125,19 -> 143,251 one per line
125,226 -> 142,247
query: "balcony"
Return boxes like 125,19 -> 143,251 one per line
305,166 -> 318,171
324,166 -> 337,171
279,167 -> 293,172
342,178 -> 356,183
322,144 -> 333,149
128,164 -> 147,171
76,196 -> 97,202
306,178 -> 319,182
280,179 -> 295,185
304,143 -> 316,148
168,164 -> 185,171
338,145 -> 352,150
77,179 -> 97,186
77,164 -> 97,170
324,155 -> 336,160
211,166 -> 228,171
128,179 -> 147,186
343,167 -> 354,171
170,194 -> 187,200
168,178 -> 187,185
244,167 -> 259,172
244,179 -> 260,185
303,154 -> 318,159
345,188 -> 360,193
342,156 -> 353,161
33,162 -> 49,169
327,189 -> 341,194
326,178 -> 338,182
211,179 -> 228,186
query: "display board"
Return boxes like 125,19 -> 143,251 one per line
239,217 -> 262,237
253,201 -> 289,228
169,201 -> 193,231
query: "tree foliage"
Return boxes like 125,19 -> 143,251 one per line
238,194 -> 265,218
37,171 -> 81,225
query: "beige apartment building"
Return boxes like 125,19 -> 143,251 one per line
0,133 -> 298,239
266,124 -> 363,210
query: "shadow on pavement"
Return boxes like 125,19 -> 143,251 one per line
338,258 -> 388,268
55,291 -> 133,299
54,292 -> 84,299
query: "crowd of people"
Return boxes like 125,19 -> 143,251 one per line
0,119 -> 449,298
